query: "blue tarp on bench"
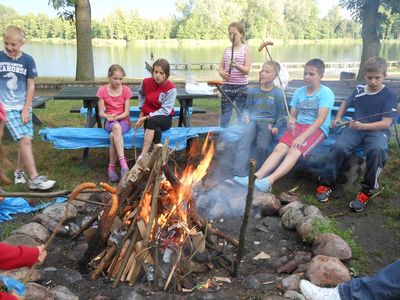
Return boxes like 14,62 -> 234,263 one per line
39,127 -> 224,151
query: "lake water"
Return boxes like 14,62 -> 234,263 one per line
24,40 -> 400,81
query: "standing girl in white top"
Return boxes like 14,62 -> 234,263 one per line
218,22 -> 253,127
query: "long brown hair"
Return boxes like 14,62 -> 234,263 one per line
152,58 -> 171,79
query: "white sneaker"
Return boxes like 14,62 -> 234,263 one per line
300,279 -> 341,300
14,170 -> 27,184
28,175 -> 56,190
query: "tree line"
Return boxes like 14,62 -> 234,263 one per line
3,0 -> 398,41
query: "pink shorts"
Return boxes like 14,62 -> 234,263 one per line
279,123 -> 326,157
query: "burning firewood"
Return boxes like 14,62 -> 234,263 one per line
87,136 -> 239,292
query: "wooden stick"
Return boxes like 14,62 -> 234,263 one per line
164,247 -> 182,291
129,145 -> 164,286
232,160 -> 256,277
0,189 -> 104,198
111,228 -> 139,288
90,243 -> 117,280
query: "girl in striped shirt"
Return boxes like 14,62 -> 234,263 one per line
218,22 -> 253,127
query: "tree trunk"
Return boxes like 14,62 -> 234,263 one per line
75,0 -> 94,81
357,0 -> 380,81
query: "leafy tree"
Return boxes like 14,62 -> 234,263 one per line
339,0 -> 400,80
49,0 -> 94,81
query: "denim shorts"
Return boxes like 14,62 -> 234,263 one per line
5,109 -> 33,141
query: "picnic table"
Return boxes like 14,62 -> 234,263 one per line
53,86 -> 218,128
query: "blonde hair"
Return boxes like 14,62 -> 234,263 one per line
263,60 -> 281,74
3,25 -> 25,42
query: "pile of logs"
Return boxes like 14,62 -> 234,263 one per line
78,138 -> 240,291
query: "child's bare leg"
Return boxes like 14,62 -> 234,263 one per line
140,129 -> 155,156
109,132 -> 117,165
266,148 -> 302,185
19,137 -> 39,180
255,143 -> 289,179
111,124 -> 125,158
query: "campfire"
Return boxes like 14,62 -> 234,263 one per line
75,134 -> 240,292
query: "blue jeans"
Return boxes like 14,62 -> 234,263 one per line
339,259 -> 400,300
233,120 -> 273,176
319,127 -> 389,193
220,84 -> 247,128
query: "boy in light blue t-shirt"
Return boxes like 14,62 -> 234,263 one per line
234,58 -> 335,192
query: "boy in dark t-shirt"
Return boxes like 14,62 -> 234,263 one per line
315,56 -> 398,212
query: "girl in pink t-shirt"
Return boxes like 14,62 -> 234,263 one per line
97,64 -> 132,182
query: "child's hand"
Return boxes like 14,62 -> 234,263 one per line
20,108 -> 30,125
242,115 -> 250,124
107,113 -> 117,121
218,70 -> 230,80
36,245 -> 47,265
292,135 -> 305,149
349,121 -> 364,130
271,127 -> 278,135
330,119 -> 342,128
135,116 -> 146,128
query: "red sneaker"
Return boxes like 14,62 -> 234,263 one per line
349,191 -> 372,212
315,185 -> 332,203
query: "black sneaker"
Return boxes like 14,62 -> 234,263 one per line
315,185 -> 332,203
349,191 -> 371,212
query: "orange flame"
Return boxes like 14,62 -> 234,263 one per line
136,136 -> 215,244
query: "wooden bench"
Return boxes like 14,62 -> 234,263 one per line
32,96 -> 52,126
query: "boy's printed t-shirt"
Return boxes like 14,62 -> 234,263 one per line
290,85 -> 335,136
345,84 -> 398,136
244,86 -> 286,129
0,51 -> 38,111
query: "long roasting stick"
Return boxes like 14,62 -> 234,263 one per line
258,40 -> 291,120
228,33 -> 236,75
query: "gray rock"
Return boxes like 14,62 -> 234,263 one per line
51,285 -> 79,300
261,193 -> 281,216
296,216 -> 328,244
42,203 -> 78,222
25,282 -> 54,300
64,242 -> 88,261
303,205 -> 323,217
43,268 -> 82,285
306,255 -> 351,286
278,192 -> 302,204
241,275 -> 261,290
279,201 -> 304,216
117,286 -> 146,300
283,290 -> 305,300
0,267 -> 43,282
2,234 -> 39,247
281,274 -> 301,291
281,209 -> 304,231
11,222 -> 49,243
313,233 -> 352,261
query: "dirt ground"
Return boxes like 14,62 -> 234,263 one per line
1,112 -> 399,299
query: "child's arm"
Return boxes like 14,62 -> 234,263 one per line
350,117 -> 393,131
292,107 -> 329,149
0,243 -> 42,270
218,50 -> 229,80
20,78 -> 35,125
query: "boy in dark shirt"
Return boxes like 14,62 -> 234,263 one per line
316,56 -> 398,212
